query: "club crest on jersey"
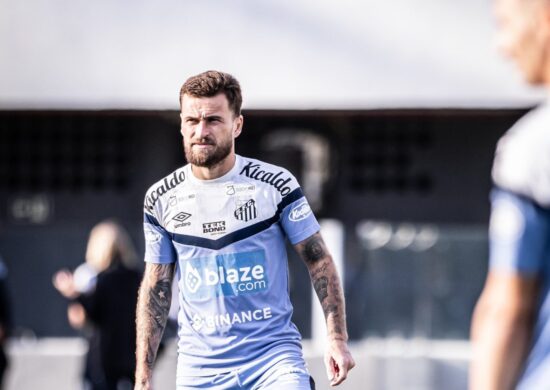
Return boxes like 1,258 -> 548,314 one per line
234,199 -> 257,222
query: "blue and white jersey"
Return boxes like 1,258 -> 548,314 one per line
490,101 -> 550,389
143,155 -> 320,379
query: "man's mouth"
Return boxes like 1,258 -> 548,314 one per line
192,142 -> 214,147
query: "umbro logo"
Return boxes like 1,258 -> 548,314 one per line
173,212 -> 191,228
173,212 -> 191,222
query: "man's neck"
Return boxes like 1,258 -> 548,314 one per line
191,154 -> 236,181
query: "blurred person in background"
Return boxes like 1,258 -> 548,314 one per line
54,220 -> 142,390
0,255 -> 11,390
56,252 -> 104,390
135,70 -> 354,390
470,0 -> 550,389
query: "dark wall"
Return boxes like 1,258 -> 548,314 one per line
0,109 -> 526,337
0,111 -> 183,336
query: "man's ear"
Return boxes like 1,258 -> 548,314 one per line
233,115 -> 244,138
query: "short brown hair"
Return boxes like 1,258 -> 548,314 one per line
179,70 -> 242,116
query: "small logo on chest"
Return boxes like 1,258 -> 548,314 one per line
173,212 -> 192,228
203,221 -> 226,235
234,199 -> 257,222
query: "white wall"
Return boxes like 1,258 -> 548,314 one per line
4,338 -> 470,390
0,0 -> 544,110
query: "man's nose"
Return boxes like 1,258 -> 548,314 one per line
195,119 -> 208,139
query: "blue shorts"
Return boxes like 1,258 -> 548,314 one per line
176,356 -> 315,389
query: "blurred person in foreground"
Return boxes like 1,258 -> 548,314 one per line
470,0 -> 550,389
135,70 -> 354,390
54,220 -> 142,390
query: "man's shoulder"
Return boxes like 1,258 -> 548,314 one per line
237,155 -> 299,197
144,165 -> 188,213
492,104 -> 550,207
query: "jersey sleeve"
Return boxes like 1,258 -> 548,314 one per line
279,186 -> 321,245
492,105 -> 550,208
489,189 -> 550,275
143,202 -> 176,265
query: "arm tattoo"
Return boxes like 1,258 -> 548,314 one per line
148,279 -> 171,328
144,278 -> 171,367
296,234 -> 348,340
136,263 -> 174,380
313,276 -> 329,304
302,234 -> 326,264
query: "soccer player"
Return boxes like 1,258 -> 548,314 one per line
135,71 -> 355,389
470,0 -> 550,389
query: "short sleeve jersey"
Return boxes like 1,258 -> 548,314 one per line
490,101 -> 550,389
143,155 -> 320,377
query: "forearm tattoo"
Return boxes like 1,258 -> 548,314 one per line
300,233 -> 347,340
313,276 -> 329,304
136,264 -> 173,374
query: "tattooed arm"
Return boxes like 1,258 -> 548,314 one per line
294,232 -> 355,386
135,262 -> 175,390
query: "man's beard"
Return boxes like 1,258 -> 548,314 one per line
184,136 -> 232,168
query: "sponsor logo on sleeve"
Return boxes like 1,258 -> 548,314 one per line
234,199 -> 257,222
144,225 -> 162,244
289,200 -> 312,222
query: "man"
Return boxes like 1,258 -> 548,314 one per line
135,70 -> 354,389
470,0 -> 550,389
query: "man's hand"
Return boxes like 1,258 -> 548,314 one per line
325,338 -> 355,386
